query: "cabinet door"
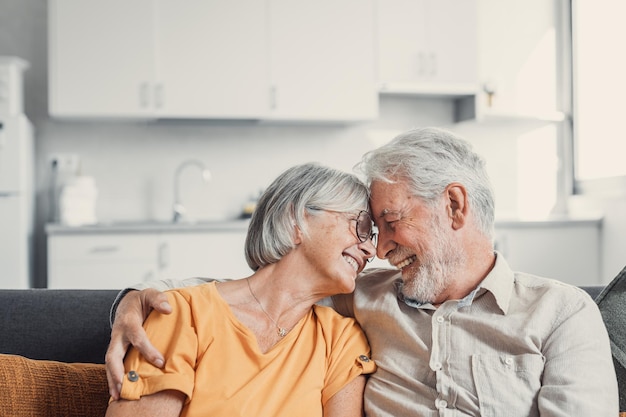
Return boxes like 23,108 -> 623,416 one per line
49,0 -> 156,117
268,0 -> 378,121
47,234 -> 159,289
377,0 -> 477,93
155,0 -> 269,118
475,0 -> 559,117
426,0 -> 477,84
495,224 -> 602,286
157,232 -> 250,281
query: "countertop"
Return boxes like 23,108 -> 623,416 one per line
46,211 -> 603,236
494,212 -> 604,228
45,219 -> 251,235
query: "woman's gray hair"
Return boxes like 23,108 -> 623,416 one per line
356,127 -> 495,240
245,163 -> 370,271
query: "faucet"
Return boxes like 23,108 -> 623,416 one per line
172,159 -> 212,223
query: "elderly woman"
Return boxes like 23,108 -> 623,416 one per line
105,163 -> 377,417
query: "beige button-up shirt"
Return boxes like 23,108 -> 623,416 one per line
332,254 -> 618,417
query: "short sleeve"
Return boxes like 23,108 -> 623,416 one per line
319,307 -> 376,404
119,290 -> 198,402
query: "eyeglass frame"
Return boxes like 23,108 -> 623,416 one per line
354,210 -> 378,245
306,206 -> 378,256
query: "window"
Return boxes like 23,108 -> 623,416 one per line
572,0 -> 626,195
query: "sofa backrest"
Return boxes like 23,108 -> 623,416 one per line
0,289 -> 119,364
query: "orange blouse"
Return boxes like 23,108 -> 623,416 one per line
119,282 -> 375,417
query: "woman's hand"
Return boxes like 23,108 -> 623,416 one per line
105,288 -> 172,400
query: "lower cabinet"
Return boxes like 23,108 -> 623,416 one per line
47,230 -> 250,289
157,232 -> 251,281
495,220 -> 602,286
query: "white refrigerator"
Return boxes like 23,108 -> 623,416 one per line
0,115 -> 34,288
0,57 -> 34,288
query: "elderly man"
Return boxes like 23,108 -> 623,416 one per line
106,127 -> 618,416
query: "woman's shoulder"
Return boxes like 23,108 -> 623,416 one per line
311,304 -> 363,333
166,282 -> 220,307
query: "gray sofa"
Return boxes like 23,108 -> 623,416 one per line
0,279 -> 624,415
0,289 -> 118,417
0,289 -> 118,363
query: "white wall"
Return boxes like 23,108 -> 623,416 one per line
2,0 -> 623,287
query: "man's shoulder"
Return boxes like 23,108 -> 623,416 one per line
512,272 -> 593,305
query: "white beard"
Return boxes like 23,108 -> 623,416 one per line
401,213 -> 466,304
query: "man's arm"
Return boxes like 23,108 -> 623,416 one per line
108,277 -> 213,326
106,277 -> 213,399
538,291 -> 619,416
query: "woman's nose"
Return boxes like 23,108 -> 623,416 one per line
359,238 -> 376,262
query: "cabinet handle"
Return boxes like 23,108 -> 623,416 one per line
429,52 -> 437,77
417,52 -> 426,77
158,242 -> 169,270
139,82 -> 150,108
154,83 -> 164,108
89,245 -> 119,254
269,85 -> 277,110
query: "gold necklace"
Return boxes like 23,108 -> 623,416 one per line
246,278 -> 288,337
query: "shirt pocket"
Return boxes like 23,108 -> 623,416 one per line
471,353 -> 544,417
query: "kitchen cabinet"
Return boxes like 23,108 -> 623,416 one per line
47,227 -> 251,289
376,0 -> 478,96
495,219 -> 602,286
469,0 -> 565,123
47,233 -> 159,289
157,231 -> 251,281
49,0 -> 378,121
267,0 -> 378,121
49,0 -> 155,117
49,0 -> 268,119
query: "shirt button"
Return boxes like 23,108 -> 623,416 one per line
127,370 -> 139,382
436,399 -> 448,409
359,355 -> 370,362
436,316 -> 444,323
505,357 -> 514,366
432,362 -> 442,371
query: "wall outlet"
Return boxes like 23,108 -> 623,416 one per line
49,153 -> 81,174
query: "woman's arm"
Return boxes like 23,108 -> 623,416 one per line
106,390 -> 185,417
323,375 -> 366,417
106,288 -> 172,399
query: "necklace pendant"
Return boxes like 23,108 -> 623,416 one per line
277,327 -> 287,337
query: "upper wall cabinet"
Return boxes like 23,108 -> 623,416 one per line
49,0 -> 268,119
470,0 -> 565,124
267,0 -> 378,121
49,0 -> 378,121
376,0 -> 478,97
49,0 -> 156,117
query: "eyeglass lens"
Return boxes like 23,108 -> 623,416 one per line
356,211 -> 376,243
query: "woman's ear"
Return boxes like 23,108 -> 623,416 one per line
445,183 -> 468,230
292,218 -> 304,245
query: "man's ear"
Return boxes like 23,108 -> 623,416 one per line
445,183 -> 468,230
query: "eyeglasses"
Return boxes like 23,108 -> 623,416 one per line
307,206 -> 378,246
355,210 -> 378,246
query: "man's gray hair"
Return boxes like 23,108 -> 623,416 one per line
356,127 -> 495,239
245,163 -> 370,271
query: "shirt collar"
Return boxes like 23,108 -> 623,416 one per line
395,251 -> 514,314
477,251 -> 515,314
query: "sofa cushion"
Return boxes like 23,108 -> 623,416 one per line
0,289 -> 119,363
0,354 -> 109,417
595,265 -> 626,412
